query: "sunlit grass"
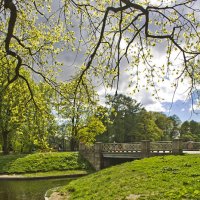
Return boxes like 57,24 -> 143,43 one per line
59,155 -> 200,200
0,152 -> 92,174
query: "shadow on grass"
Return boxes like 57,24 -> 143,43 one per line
76,153 -> 95,173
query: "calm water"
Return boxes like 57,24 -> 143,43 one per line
0,178 -> 72,200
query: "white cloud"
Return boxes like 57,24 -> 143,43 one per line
145,102 -> 166,112
150,0 -> 174,6
119,43 -> 192,110
98,83 -> 167,112
134,89 -> 166,112
96,24 -> 196,114
97,52 -> 191,113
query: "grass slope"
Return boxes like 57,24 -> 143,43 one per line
0,152 -> 91,174
23,170 -> 87,178
59,155 -> 200,200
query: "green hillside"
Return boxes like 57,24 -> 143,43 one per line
59,155 -> 200,200
0,152 -> 91,174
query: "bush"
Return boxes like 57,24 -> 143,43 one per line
0,152 -> 91,174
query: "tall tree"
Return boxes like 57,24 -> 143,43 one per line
0,62 -> 56,154
101,94 -> 143,142
189,120 -> 200,138
57,77 -> 104,150
180,121 -> 193,141
134,110 -> 163,141
180,120 -> 200,141
151,112 -> 174,140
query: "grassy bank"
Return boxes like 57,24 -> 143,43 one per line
0,152 -> 92,175
23,170 -> 87,178
59,155 -> 200,200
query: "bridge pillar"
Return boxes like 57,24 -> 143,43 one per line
141,140 -> 150,158
94,142 -> 103,171
172,139 -> 183,155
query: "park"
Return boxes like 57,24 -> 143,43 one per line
1,140 -> 200,199
1,0 -> 200,199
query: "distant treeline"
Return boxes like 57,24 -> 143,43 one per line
96,94 -> 200,143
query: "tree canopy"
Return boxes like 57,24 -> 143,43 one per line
56,77 -> 105,150
97,94 -> 165,142
0,60 -> 57,154
1,0 -> 200,95
1,1 -> 200,153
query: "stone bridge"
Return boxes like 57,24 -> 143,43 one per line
79,140 -> 200,170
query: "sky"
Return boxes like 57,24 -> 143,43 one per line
56,0 -> 200,123
59,51 -> 200,123
97,76 -> 200,123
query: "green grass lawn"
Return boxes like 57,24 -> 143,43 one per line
59,155 -> 200,200
0,152 -> 92,175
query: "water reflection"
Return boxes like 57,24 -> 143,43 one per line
0,178 -> 71,200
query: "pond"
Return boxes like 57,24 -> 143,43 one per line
0,178 -> 72,200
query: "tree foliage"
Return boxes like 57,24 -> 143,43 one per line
1,0 -> 200,94
108,94 -> 143,142
97,94 -> 165,142
70,0 -> 200,96
150,112 -> 174,140
0,0 -> 74,94
97,94 -> 200,142
0,58 -> 57,154
180,120 -> 200,141
1,1 -> 200,151
56,77 -> 105,150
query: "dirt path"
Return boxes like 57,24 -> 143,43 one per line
47,192 -> 69,200
0,174 -> 23,179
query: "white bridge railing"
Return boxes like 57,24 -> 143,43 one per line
150,141 -> 172,153
102,143 -> 141,153
102,141 -> 174,153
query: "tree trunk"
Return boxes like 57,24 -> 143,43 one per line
70,137 -> 78,151
2,131 -> 9,155
70,115 -> 79,151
